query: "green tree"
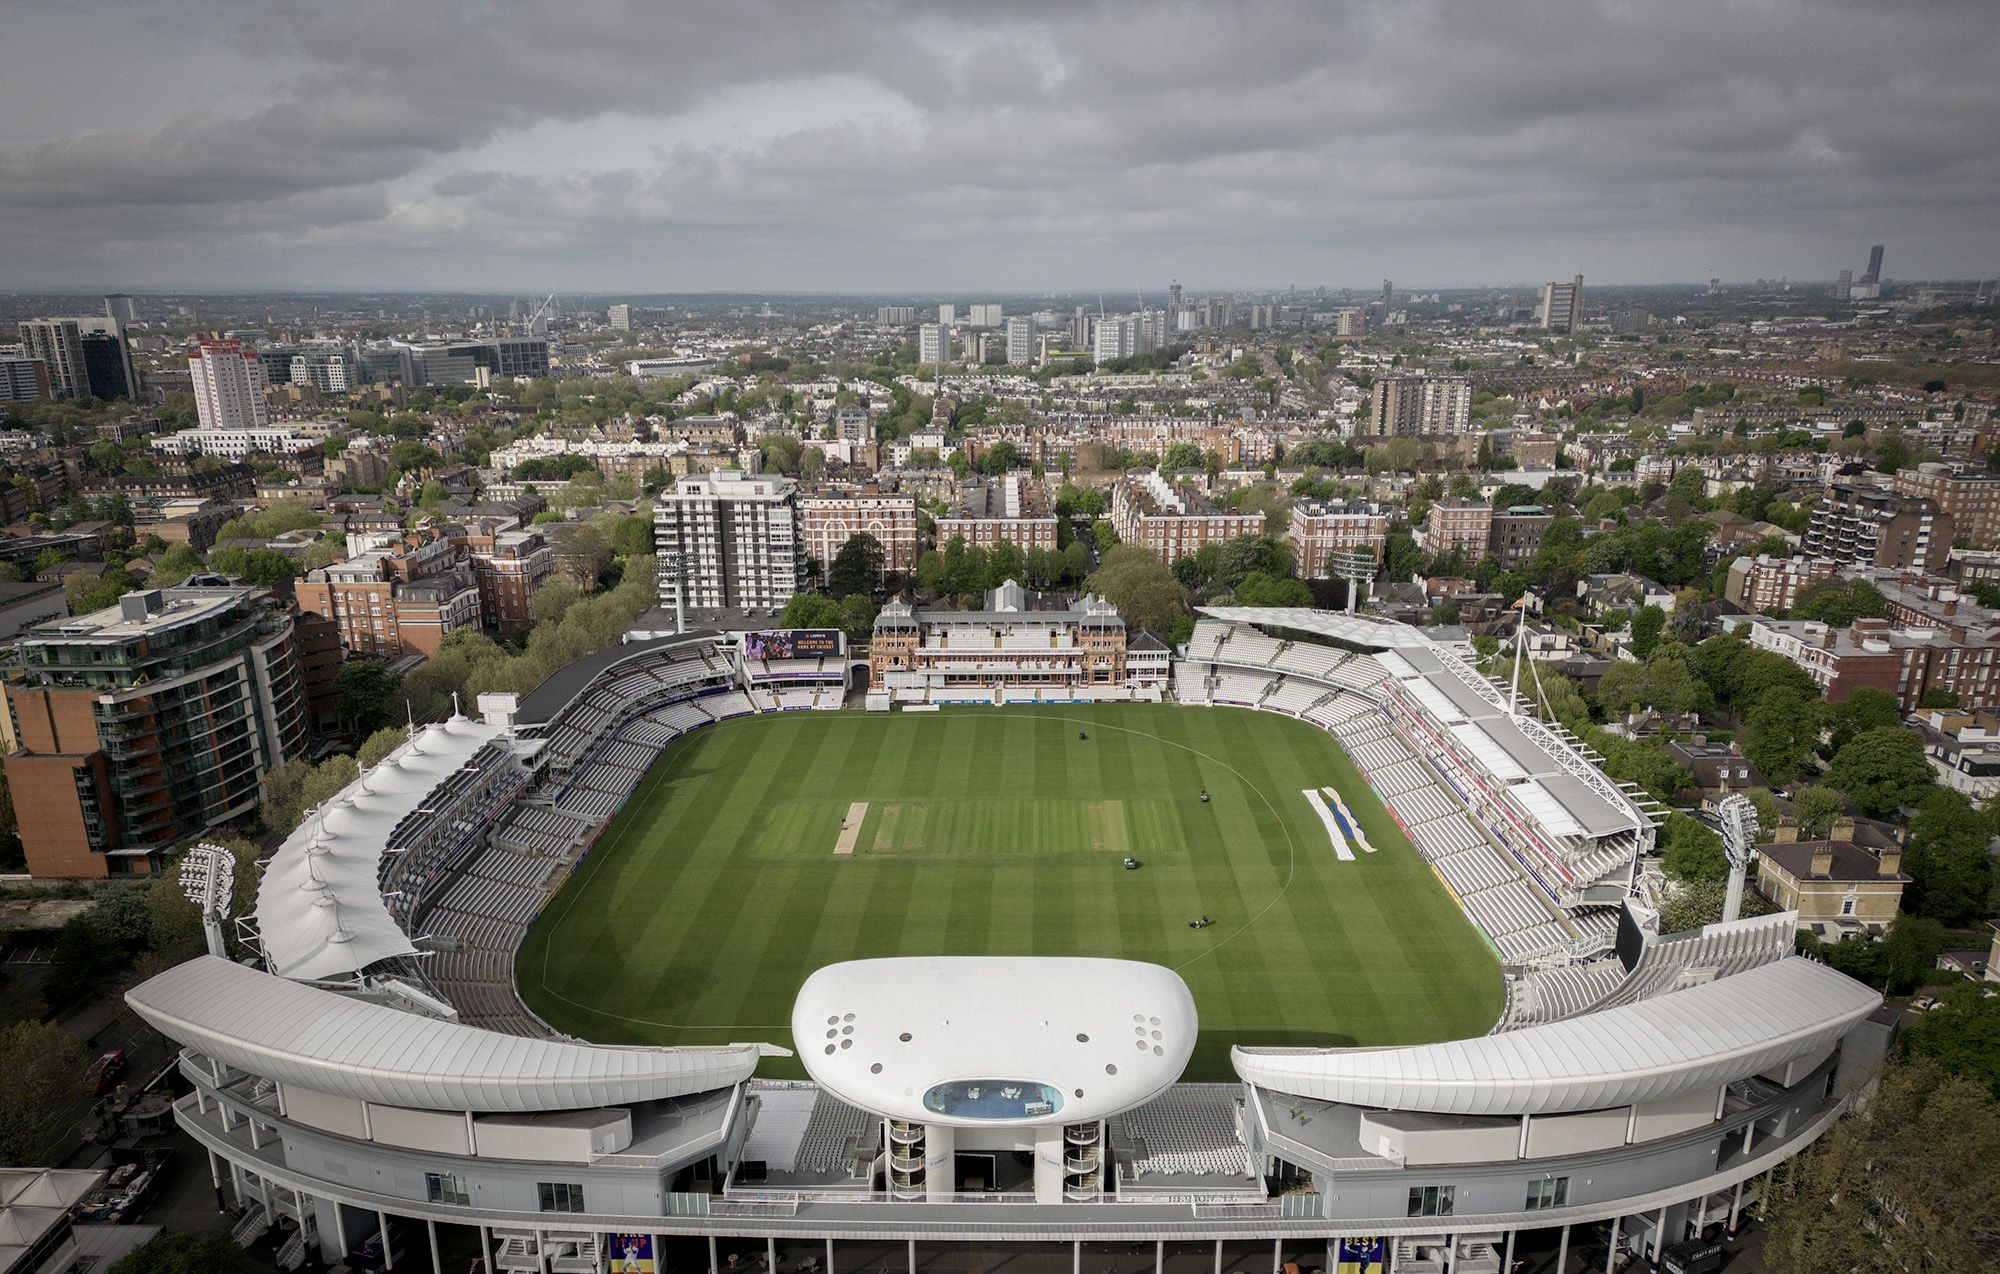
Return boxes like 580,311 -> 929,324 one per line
779,592 -> 843,629
108,1233 -> 256,1274
1762,1057 -> 2000,1274
357,725 -> 411,768
1902,788 -> 1996,924
1657,877 -> 1773,934
1790,785 -> 1846,839
1659,812 -> 1728,881
1628,604 -> 1666,659
1901,982 -> 2000,1097
1084,544 -> 1189,632
1824,686 -> 1902,755
0,1021 -> 88,1165
978,441 -> 1022,477
1594,647 -> 1706,717
1743,684 -> 1824,786
146,541 -> 204,587
334,661 -> 403,737
827,533 -> 885,600
1232,572 -> 1313,607
1158,442 -> 1203,472
1788,576 -> 1888,625
836,593 -> 877,642
1917,685 -> 1961,710
1823,726 -> 1936,817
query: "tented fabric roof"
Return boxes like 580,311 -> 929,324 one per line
255,714 -> 504,982
1232,957 -> 1878,1116
128,956 -> 761,1113
1195,608 -> 1436,649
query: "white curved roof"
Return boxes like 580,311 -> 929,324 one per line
128,956 -> 762,1113
256,715 -> 503,982
1232,957 -> 1878,1116
1195,607 -> 1436,649
794,958 -> 1197,1126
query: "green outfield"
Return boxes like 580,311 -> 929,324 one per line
517,704 -> 1502,1080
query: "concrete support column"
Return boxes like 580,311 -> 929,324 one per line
482,1227 -> 494,1274
1605,1217 -> 1620,1274
1034,1126 -> 1066,1204
1502,1230 -> 1514,1271
907,1237 -> 916,1274
826,1237 -> 835,1274
1211,1241 -> 1221,1274
1155,1239 -> 1164,1274
378,1210 -> 394,1269
427,1218 -> 441,1274
768,1238 -> 778,1273
708,1235 -> 720,1274
1556,1225 -> 1569,1273
1654,1206 -> 1669,1265
923,1123 -> 956,1201
1728,1181 -> 1744,1233
1074,1240 -> 1082,1274
206,1149 -> 226,1212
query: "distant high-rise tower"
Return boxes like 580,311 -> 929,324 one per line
104,294 -> 136,324
1167,280 -> 1183,318
937,304 -> 956,326
1861,244 -> 1885,285
1539,275 -> 1583,333
17,319 -> 87,399
1381,279 -> 1393,304
1004,316 -> 1034,366
188,339 -> 271,430
918,323 -> 951,367
1836,269 -> 1853,298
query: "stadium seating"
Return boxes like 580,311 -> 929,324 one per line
1179,619 -> 1583,970
1114,1086 -> 1252,1179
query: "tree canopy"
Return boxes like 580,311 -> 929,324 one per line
1822,726 -> 1936,818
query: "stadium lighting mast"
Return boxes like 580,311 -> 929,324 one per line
1716,793 -> 1760,923
1325,549 -> 1376,615
658,553 -> 686,633
177,842 -> 237,959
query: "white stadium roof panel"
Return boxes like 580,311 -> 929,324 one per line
1232,957 -> 1879,1116
1449,721 -> 1529,781
1509,779 -> 1586,837
255,714 -> 506,983
127,956 -> 763,1113
794,957 -> 1196,1126
1194,608 -> 1435,649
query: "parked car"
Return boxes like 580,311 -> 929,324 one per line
1908,996 -> 1942,1014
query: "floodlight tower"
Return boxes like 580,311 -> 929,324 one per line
1716,793 -> 1760,923
177,843 -> 237,959
1325,549 -> 1377,615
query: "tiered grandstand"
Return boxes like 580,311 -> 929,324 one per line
1180,609 -> 1652,968
133,609 -> 1883,1272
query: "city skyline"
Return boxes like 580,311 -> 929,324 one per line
2,0 -> 1996,293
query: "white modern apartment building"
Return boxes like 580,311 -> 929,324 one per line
654,469 -> 807,611
918,323 -> 951,367
151,426 -> 319,461
16,319 -> 87,399
967,303 -> 1003,327
189,338 -> 271,431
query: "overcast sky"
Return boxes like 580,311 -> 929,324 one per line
2,0 -> 1994,294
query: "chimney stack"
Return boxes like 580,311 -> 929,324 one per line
1772,816 -> 1799,844
1810,844 -> 1834,877
1878,845 -> 1903,877
1830,815 -> 1856,842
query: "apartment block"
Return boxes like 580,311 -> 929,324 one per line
1419,500 -> 1494,559
1724,555 -> 1839,613
798,491 -> 920,580
935,476 -> 1059,553
1,588 -> 308,877
653,469 -> 806,611
1894,463 -> 2000,549
1367,375 -> 1472,436
1108,472 -> 1263,565
1802,480 -> 1951,573
1287,499 -> 1388,572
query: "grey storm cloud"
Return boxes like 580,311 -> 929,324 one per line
0,0 -> 1994,291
